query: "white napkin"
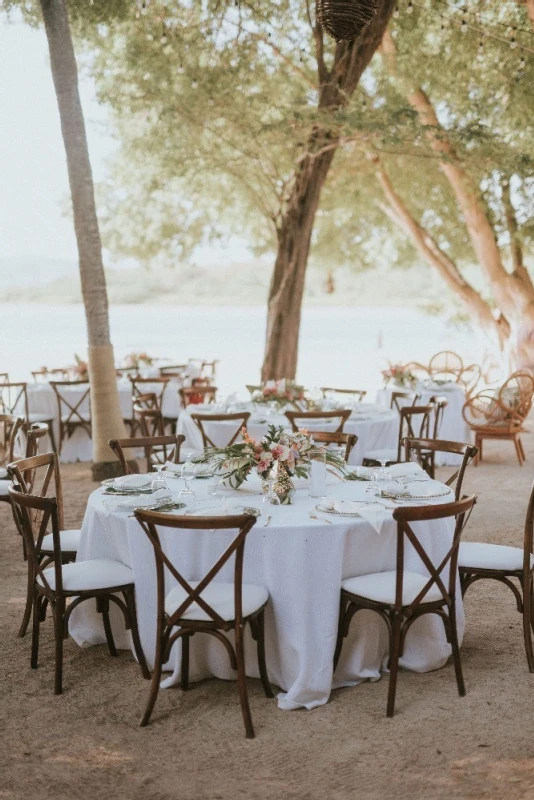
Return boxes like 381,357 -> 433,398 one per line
322,497 -> 388,534
115,474 -> 152,489
165,461 -> 182,474
386,462 -> 425,478
104,488 -> 172,511
404,480 -> 446,498
0,467 -> 8,479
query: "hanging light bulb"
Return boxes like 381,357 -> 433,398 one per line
406,1 -> 413,15
519,54 -> 526,69
478,40 -> 484,55
393,5 -> 400,19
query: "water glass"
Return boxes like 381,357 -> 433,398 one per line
308,448 -> 327,498
206,478 -> 221,497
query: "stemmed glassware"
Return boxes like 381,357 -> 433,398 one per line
151,463 -> 168,492
179,449 -> 197,499
375,458 -> 391,482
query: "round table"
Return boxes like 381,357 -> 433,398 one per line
177,404 -> 399,467
70,472 -> 462,711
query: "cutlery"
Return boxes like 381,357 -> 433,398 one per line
263,514 -> 272,527
309,512 -> 332,524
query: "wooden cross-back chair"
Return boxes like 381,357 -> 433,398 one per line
462,370 -> 534,466
50,380 -> 91,455
363,404 -> 434,466
134,509 -> 273,736
429,395 -> 448,440
130,376 -> 169,407
179,385 -> 218,407
129,392 -> 160,436
8,450 -> 81,638
309,431 -> 358,462
133,403 -> 166,438
109,433 -> 185,475
0,414 -> 24,477
200,360 -> 219,382
459,480 -> 534,672
320,388 -> 367,402
1,420 -> 48,504
335,495 -> 477,717
390,390 -> 421,413
190,412 -> 251,449
1,381 -> 57,451
285,409 -> 351,433
8,486 -> 149,695
0,372 -> 9,385
402,437 -> 478,496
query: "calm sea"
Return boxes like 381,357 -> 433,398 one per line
1,303 -> 486,395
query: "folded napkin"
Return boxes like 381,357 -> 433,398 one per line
115,474 -> 152,489
104,488 -> 172,512
322,497 -> 388,534
386,462 -> 425,478
0,467 -> 8,479
404,480 -> 446,498
165,461 -> 182,474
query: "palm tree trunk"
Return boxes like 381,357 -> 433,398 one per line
261,0 -> 397,380
39,0 -> 126,479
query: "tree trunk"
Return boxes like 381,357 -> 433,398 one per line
261,0 -> 397,381
381,30 -> 534,370
39,0 -> 126,479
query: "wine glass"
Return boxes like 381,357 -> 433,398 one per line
151,462 -> 168,492
179,452 -> 197,499
365,468 -> 380,498
375,458 -> 391,482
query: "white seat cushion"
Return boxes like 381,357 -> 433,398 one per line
0,467 -> 8,479
28,412 -> 53,423
0,480 -> 9,496
459,542 -> 533,572
37,559 -> 133,591
40,529 -> 81,553
165,581 -> 268,622
341,570 -> 443,606
363,448 -> 398,462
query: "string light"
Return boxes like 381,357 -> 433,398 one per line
406,1 -> 413,15
393,5 -> 400,19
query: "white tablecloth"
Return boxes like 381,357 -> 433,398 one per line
177,404 -> 399,467
376,383 -> 472,466
23,380 -> 182,463
70,473 -> 462,711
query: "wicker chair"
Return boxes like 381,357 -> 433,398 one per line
462,370 -> 534,466
428,351 -> 464,381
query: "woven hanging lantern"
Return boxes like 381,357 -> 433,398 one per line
317,0 -> 378,43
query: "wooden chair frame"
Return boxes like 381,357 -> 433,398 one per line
109,433 -> 185,475
402,437 -> 478,497
428,395 -> 448,440
460,481 -> 534,672
190,412 -> 251,448
364,405 -> 434,466
50,380 -> 91,454
0,414 -> 24,482
1,382 -> 56,451
134,509 -> 273,737
285,409 -> 351,433
179,386 -> 218,407
390,390 -> 421,414
320,388 -> 367,402
8,486 -> 149,694
335,496 -> 477,717
308,431 -> 357,463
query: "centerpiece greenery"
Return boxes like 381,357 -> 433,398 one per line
71,354 -> 89,381
123,351 -> 155,370
381,363 -> 417,389
249,379 -> 307,410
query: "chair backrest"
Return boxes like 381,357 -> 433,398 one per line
498,370 -> 534,426
404,361 -> 431,381
8,451 -> 65,531
428,350 -> 464,378
116,366 -> 140,378
523,481 -> 534,579
109,433 -> 185,475
309,431 -> 357,462
179,386 -> 218,407
50,381 -> 91,431
390,391 -> 421,413
8,486 -> 63,595
0,414 -> 24,465
402,437 -> 478,500
285,409 -> 351,433
463,370 -> 534,432
22,423 -> 50,491
130,376 -> 169,409
160,364 -> 188,377
0,373 -> 9,385
133,404 -> 166,438
200,360 -> 218,381
134,509 -> 257,630
397,405 -> 434,461
320,388 -> 366,402
392,495 -> 477,614
0,382 -> 28,419
458,363 -> 482,398
190,412 -> 250,448
428,395 -> 448,439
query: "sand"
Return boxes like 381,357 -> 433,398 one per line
1,438 -> 534,800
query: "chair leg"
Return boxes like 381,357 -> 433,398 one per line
140,629 -> 165,727
387,613 -> 402,718
254,611 -> 274,698
53,601 -> 65,695
448,603 -> 466,696
513,435 -> 524,466
333,597 -> 348,671
31,592 -> 41,670
235,622 -> 255,739
180,634 -> 190,691
125,589 -> 150,679
99,596 -> 118,657
522,577 -> 534,673
518,437 -> 526,462
19,561 -> 34,638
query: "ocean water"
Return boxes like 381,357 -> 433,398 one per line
0,303 -> 486,396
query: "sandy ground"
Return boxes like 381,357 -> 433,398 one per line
1,435 -> 534,800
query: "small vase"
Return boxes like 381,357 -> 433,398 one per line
273,463 -> 295,505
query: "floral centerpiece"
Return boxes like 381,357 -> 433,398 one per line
195,424 -> 348,503
250,379 -> 307,410
123,352 -> 154,370
381,363 -> 417,389
71,354 -> 88,381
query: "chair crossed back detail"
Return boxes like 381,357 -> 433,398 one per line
24,424 -> 50,485
285,409 -> 351,433
0,414 -> 24,465
308,431 -> 357,462
390,391 -> 421,414
50,381 -> 91,435
130,377 -> 169,410
1,382 -> 28,419
8,451 -> 65,531
402,437 -> 478,500
320,388 -> 367,402
109,433 -> 185,475
133,403 -> 166,438
134,510 -> 256,631
523,480 -> 534,578
0,373 -> 9,385
179,386 -> 218,407
429,395 -> 448,439
191,412 -> 251,448
396,405 -> 433,460
392,496 -> 476,616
